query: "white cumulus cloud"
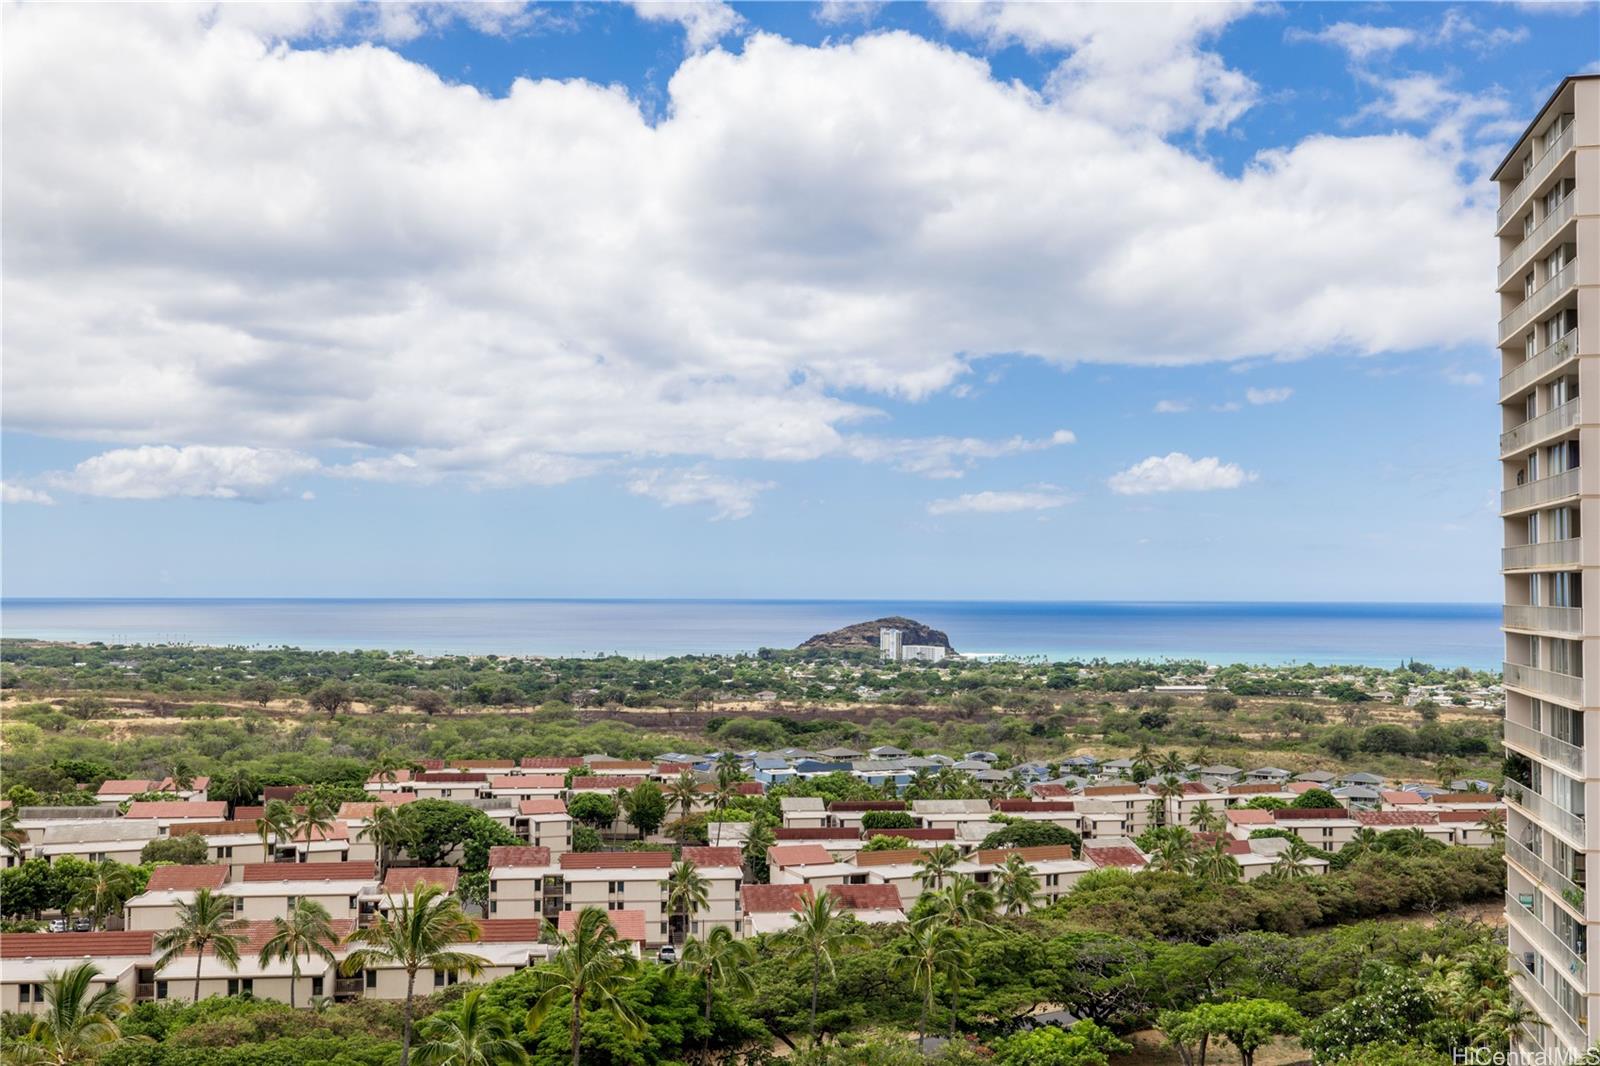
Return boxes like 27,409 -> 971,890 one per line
1285,22 -> 1418,60
1108,453 -> 1256,495
927,489 -> 1072,515
626,467 -> 774,520
1245,386 -> 1293,405
0,7 -> 1500,507
1,482 -> 56,505
50,445 -> 319,500
631,1 -> 744,52
1153,399 -> 1190,414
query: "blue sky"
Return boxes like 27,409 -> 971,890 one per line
3,1 -> 1597,601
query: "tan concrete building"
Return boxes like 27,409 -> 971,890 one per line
0,932 -> 155,1014
1497,73 -> 1600,1062
556,850 -> 674,947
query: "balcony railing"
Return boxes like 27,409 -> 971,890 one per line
1511,961 -> 1590,1052
1504,539 -> 1582,572
1501,332 -> 1578,402
1506,836 -> 1588,917
1507,890 -> 1588,987
1504,776 -> 1588,847
1504,603 -> 1584,636
1502,468 -> 1581,515
1504,719 -> 1586,773
1501,195 -> 1579,287
1502,260 -> 1579,345
1499,124 -> 1577,230
1502,400 -> 1581,457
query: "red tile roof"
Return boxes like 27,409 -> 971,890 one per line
518,799 -> 569,816
588,761 -> 654,772
415,771 -> 488,784
570,776 -> 645,790
488,846 -> 553,868
1082,784 -> 1141,797
1430,792 -> 1500,804
681,847 -> 743,868
827,883 -> 903,911
169,820 -> 259,837
145,865 -> 229,892
1354,810 -> 1441,827
97,779 -> 157,795
767,844 -> 836,867
1438,809 -> 1497,822
1,931 -> 157,958
1083,845 -> 1145,869
452,759 -> 514,770
741,883 -> 811,913
558,907 -> 646,942
338,798 -> 415,820
241,862 -> 375,882
491,775 -> 566,790
1030,784 -> 1071,798
851,847 -> 930,866
201,920 -> 353,953
1226,783 -> 1289,796
1225,809 -> 1274,825
417,759 -> 445,770
521,757 -> 584,769
384,867 -> 459,892
123,801 -> 228,819
1379,790 -> 1426,805
262,785 -> 308,802
474,918 -> 543,942
558,851 -> 674,870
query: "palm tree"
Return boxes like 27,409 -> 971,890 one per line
992,854 -> 1039,916
1157,750 -> 1187,777
414,986 -> 528,1066
256,898 -> 337,1009
211,767 -> 259,818
68,862 -> 139,930
661,859 -> 710,946
1188,801 -> 1222,833
778,891 -> 869,1045
894,921 -> 960,1049
665,772 -> 700,825
293,796 -> 337,862
710,778 -> 741,817
359,803 -> 414,880
372,751 -> 417,788
741,821 -> 776,880
1147,832 -> 1195,875
256,799 -> 296,861
1479,808 -> 1508,846
680,926 -> 755,1030
342,883 -> 485,1066
526,908 -> 642,1066
1191,839 -> 1243,884
1153,775 -> 1185,828
6,962 -> 147,1065
922,875 -> 994,933
714,751 -> 743,783
154,887 -> 247,1005
1271,836 -> 1315,880
1383,827 -> 1430,856
1,805 -> 25,862
164,759 -> 196,793
914,844 -> 961,891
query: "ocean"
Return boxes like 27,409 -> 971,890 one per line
0,599 -> 1503,670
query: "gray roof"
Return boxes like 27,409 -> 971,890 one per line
952,760 -> 989,771
869,745 -> 910,757
1340,772 -> 1385,785
1201,765 -> 1243,776
818,747 -> 864,758
779,797 -> 826,812
911,799 -> 992,814
1294,771 -> 1336,782
851,760 -> 909,773
43,821 -> 160,844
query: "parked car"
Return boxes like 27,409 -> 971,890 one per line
48,918 -> 68,933
656,945 -> 677,964
72,917 -> 93,932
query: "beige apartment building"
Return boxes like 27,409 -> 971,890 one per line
1498,73 -> 1600,1063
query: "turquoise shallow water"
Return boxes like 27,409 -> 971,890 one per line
0,598 -> 1502,670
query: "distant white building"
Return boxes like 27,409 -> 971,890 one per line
879,627 -> 945,663
879,628 -> 902,661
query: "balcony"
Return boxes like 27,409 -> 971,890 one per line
1506,836 -> 1589,918
1507,890 -> 1588,987
1504,539 -> 1582,572
1499,124 -> 1577,231
334,977 -> 365,999
1503,661 -> 1585,707
1502,260 -> 1579,346
1504,777 -> 1588,847
1511,962 -> 1590,1053
1502,468 -> 1581,515
1503,400 -> 1581,458
1501,195 -> 1580,287
1501,332 -> 1579,403
1504,719 -> 1586,774
1504,603 -> 1584,636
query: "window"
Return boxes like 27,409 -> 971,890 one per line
608,880 -> 624,894
433,971 -> 459,988
226,978 -> 254,997
365,969 -> 378,990
156,981 -> 168,1000
348,896 -> 357,910
311,976 -> 324,997
489,880 -> 498,893
489,900 -> 498,914
221,846 -> 233,858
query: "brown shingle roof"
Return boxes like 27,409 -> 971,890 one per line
570,776 -> 645,790
827,883 -> 903,911
169,819 -> 259,837
521,757 -> 584,769
452,759 -> 514,770
851,847 -> 928,866
1082,784 -> 1140,797
1083,845 -> 1145,868
741,883 -> 811,913
123,801 -> 228,819
475,918 -> 543,942
415,771 -> 488,783
974,845 -> 1077,866
518,799 -> 569,815
145,865 -> 229,892
1354,810 -> 1441,827
241,862 -> 375,882
488,846 -> 553,868
993,799 -> 1076,812
1273,808 -> 1349,821
491,775 -> 565,789
1438,808 -> 1497,822
767,844 -> 835,867
558,851 -> 674,870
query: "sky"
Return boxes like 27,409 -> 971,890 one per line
3,0 -> 1598,603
